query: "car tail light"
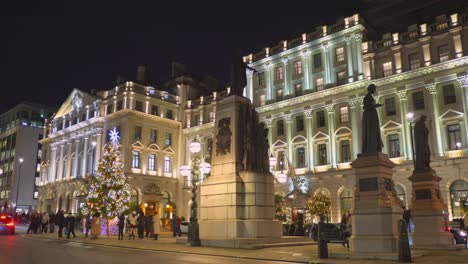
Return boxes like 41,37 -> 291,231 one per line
6,221 -> 14,226
445,226 -> 451,232
0,216 -> 6,219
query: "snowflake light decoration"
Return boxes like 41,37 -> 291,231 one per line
109,127 -> 120,145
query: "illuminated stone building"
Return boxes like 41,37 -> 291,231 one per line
239,11 -> 468,223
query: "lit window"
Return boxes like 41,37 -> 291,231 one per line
276,89 -> 283,101
259,94 -> 266,106
385,97 -> 396,116
315,77 -> 324,91
164,156 -> 171,173
382,61 -> 393,77
339,106 -> 349,123
388,134 -> 400,158
447,124 -> 462,150
208,111 -> 214,122
148,154 -> 156,171
408,53 -> 420,70
275,66 -> 283,81
443,84 -> 456,105
438,44 -> 450,62
335,47 -> 344,62
294,60 -> 303,75
340,140 -> 351,163
337,71 -> 346,85
132,151 -> 140,168
295,83 -> 303,96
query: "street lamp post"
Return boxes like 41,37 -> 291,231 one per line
14,158 -> 24,214
180,140 -> 210,246
406,112 -> 416,168
91,141 -> 97,175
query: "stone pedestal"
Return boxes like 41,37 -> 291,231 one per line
408,170 -> 453,248
199,95 -> 282,248
350,153 -> 403,253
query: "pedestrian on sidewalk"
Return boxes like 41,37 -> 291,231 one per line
145,214 -> 153,238
84,214 -> 91,238
137,210 -> 145,239
41,212 -> 49,233
117,213 -> 125,240
152,212 -> 161,240
49,212 -> 55,233
56,210 -> 65,238
176,216 -> 182,237
91,212 -> 101,239
65,212 -> 76,239
171,214 -> 178,237
128,211 -> 138,240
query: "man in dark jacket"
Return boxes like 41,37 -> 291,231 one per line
55,210 -> 65,238
65,212 -> 76,239
84,214 -> 91,238
117,214 -> 125,240
49,213 -> 56,233
137,211 -> 145,239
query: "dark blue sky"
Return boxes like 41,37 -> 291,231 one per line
0,1 -> 362,112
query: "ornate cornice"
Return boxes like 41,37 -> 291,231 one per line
325,104 -> 335,113
283,113 -> 293,123
263,118 -> 273,127
183,122 -> 214,134
347,95 -> 363,108
424,82 -> 437,94
304,109 -> 313,118
457,75 -> 468,87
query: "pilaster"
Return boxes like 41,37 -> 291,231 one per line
353,33 -> 364,80
284,114 -> 293,164
81,137 -> 89,177
301,50 -> 311,91
456,75 -> 468,147
305,109 -> 314,172
425,83 -> 443,157
73,138 -> 80,179
397,90 -> 410,160
325,104 -> 336,168
282,58 -> 291,98
265,64 -> 274,102
49,146 -> 57,183
345,36 -> 354,82
246,69 -> 254,102
348,96 -> 363,159
322,44 -> 331,86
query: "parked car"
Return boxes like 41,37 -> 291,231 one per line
450,228 -> 467,246
180,221 -> 189,234
0,215 -> 15,235
311,223 -> 343,243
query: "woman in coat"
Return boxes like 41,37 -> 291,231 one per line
152,212 -> 161,240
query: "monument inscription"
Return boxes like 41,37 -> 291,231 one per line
359,177 -> 378,192
415,189 -> 432,200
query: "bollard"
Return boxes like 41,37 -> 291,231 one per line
398,219 -> 412,263
317,220 -> 328,259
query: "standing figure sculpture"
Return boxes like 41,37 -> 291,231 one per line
230,52 -> 256,97
361,84 -> 384,154
414,115 -> 431,171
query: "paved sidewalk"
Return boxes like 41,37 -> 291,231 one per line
26,231 -> 468,264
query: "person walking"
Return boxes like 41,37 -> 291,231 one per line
65,212 -> 76,239
117,213 -> 125,240
171,214 -> 178,237
152,212 -> 161,240
49,212 -> 55,233
91,212 -> 101,239
84,214 -> 91,238
137,211 -> 145,239
41,212 -> 49,233
128,211 -> 138,240
55,210 -> 65,238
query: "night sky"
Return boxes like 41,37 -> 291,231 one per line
0,1 -> 362,113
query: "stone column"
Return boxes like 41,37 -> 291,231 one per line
301,50 -> 311,91
57,144 -> 65,181
95,129 -> 103,173
66,141 -> 72,180
322,44 -> 331,86
305,109 -> 314,172
49,146 -> 57,182
352,33 -> 364,80
81,137 -> 89,177
325,104 -> 336,168
73,138 -> 80,179
396,90 -> 410,160
265,64 -> 274,102
348,96 -> 362,159
425,83 -> 444,157
264,119 -> 274,151
284,114 -> 293,164
282,58 -> 291,98
345,36 -> 354,82
246,69 -> 254,102
456,75 -> 468,147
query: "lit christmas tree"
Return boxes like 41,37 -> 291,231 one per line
82,128 -> 131,235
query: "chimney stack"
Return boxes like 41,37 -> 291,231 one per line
137,65 -> 146,83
